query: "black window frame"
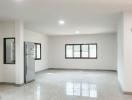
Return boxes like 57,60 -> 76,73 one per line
3,37 -> 16,64
34,43 -> 41,60
65,43 -> 97,59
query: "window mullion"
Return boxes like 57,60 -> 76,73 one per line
80,44 -> 82,58
73,45 -> 74,58
88,44 -> 90,59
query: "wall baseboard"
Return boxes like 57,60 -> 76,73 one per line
36,68 -> 49,74
0,82 -> 24,87
123,91 -> 132,95
47,68 -> 117,72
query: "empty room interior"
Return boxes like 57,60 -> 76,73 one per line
0,0 -> 132,100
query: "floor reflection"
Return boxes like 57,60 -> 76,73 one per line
36,85 -> 40,100
66,81 -> 97,98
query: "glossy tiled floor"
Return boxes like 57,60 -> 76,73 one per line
0,70 -> 132,100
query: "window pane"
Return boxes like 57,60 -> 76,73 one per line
5,38 -> 15,64
82,45 -> 88,57
35,43 -> 41,60
74,52 -> 80,57
66,45 -> 73,57
82,52 -> 88,57
89,45 -> 97,58
74,45 -> 80,57
36,44 -> 40,58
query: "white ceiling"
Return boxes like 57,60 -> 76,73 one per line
0,0 -> 132,35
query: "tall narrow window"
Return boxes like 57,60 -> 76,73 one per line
73,45 -> 81,58
65,44 -> 97,59
89,44 -> 97,58
4,38 -> 15,64
81,45 -> 89,58
35,43 -> 41,60
66,45 -> 73,58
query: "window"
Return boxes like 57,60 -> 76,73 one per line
89,45 -> 97,58
81,45 -> 89,58
66,45 -> 73,58
73,45 -> 81,58
35,43 -> 41,60
3,38 -> 15,64
65,44 -> 97,59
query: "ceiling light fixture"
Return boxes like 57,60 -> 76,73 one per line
75,30 -> 80,34
58,20 -> 65,25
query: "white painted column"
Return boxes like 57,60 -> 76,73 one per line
123,12 -> 132,92
14,21 -> 24,84
117,14 -> 125,90
117,12 -> 132,93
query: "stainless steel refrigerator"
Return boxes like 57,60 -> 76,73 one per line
24,42 -> 35,83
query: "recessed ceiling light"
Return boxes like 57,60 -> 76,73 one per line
75,30 -> 80,34
58,20 -> 65,25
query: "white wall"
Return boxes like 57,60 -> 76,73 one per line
0,21 -> 25,84
48,34 -> 117,70
24,29 -> 48,72
0,21 -> 16,83
0,21 -> 48,83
